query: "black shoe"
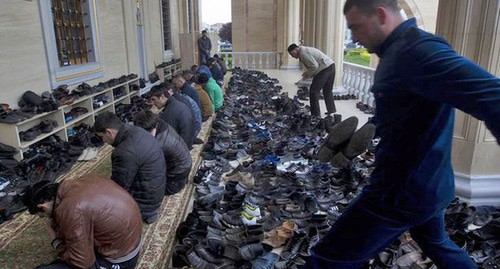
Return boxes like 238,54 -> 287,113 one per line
194,138 -> 204,144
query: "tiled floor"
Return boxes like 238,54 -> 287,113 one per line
263,69 -> 372,126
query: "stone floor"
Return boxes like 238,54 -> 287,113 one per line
263,69 -> 372,125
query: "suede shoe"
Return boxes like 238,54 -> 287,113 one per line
324,116 -> 358,150
342,123 -> 376,159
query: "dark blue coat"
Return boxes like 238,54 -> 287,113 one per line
365,18 -> 500,212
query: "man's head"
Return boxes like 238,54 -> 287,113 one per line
287,44 -> 300,59
134,110 -> 159,137
182,70 -> 195,83
172,74 -> 186,89
343,0 -> 403,53
190,65 -> 199,74
93,112 -> 123,145
206,58 -> 216,67
196,73 -> 209,85
149,82 -> 175,109
22,180 -> 59,217
202,30 -> 208,37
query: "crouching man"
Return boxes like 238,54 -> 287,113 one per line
23,174 -> 142,269
134,111 -> 192,195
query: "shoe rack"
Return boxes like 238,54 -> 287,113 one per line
155,61 -> 183,82
0,77 -> 140,161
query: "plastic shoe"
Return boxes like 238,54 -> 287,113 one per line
241,211 -> 259,225
243,203 -> 261,218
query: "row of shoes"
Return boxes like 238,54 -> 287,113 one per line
115,95 -> 151,124
93,93 -> 111,109
333,94 -> 357,100
0,103 -> 35,124
64,107 -> 89,123
19,119 -> 59,141
156,58 -> 181,68
0,74 -> 138,125
113,86 -> 127,100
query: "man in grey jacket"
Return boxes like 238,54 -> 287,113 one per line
288,43 -> 337,117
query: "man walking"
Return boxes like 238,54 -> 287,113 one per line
287,43 -> 337,117
304,0 -> 500,268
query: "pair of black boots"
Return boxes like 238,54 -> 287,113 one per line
317,116 -> 376,168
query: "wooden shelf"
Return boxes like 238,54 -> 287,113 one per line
0,75 -> 147,161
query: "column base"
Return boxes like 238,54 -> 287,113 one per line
455,172 -> 500,206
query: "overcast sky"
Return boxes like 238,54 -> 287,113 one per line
201,0 -> 232,24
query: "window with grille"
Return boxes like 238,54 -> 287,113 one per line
39,0 -> 103,87
51,0 -> 95,66
162,0 -> 172,51
187,0 -> 193,33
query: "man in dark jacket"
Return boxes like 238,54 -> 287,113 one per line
198,30 -> 211,64
23,174 -> 143,269
206,58 -> 224,87
134,111 -> 192,195
303,0 -> 500,268
172,74 -> 201,109
94,112 -> 166,224
173,88 -> 203,143
213,54 -> 227,76
149,83 -> 195,149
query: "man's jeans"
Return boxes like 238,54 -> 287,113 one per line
303,194 -> 477,269
35,251 -> 139,269
199,52 -> 210,65
309,63 -> 336,117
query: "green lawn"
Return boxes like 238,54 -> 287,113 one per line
344,54 -> 370,66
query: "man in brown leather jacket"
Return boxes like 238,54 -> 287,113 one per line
23,174 -> 143,269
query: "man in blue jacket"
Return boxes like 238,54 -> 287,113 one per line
304,0 -> 500,268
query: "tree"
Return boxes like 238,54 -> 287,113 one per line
218,22 -> 232,43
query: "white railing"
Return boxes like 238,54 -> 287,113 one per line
218,52 -> 282,70
342,62 -> 376,107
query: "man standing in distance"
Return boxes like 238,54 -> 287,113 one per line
198,30 -> 212,64
287,44 -> 337,117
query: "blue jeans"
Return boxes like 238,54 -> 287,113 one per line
199,52 -> 210,65
35,251 -> 139,269
302,195 -> 477,269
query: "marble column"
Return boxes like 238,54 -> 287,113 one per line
436,0 -> 500,205
298,0 -> 345,88
281,0 -> 301,69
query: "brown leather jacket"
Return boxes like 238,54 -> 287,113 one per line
53,174 -> 142,268
194,83 -> 214,119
